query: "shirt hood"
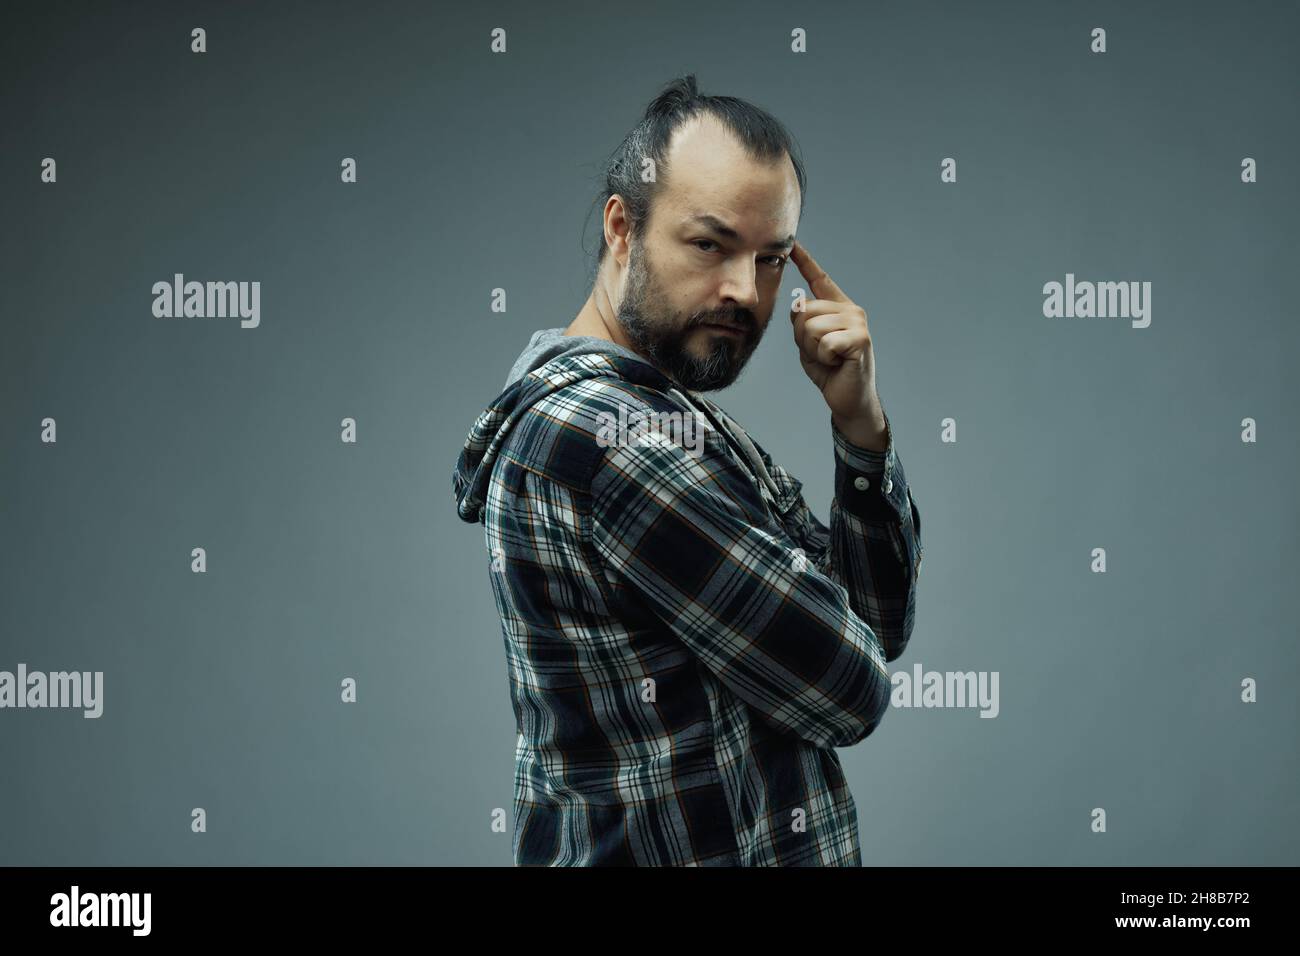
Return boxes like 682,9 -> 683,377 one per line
452,328 -> 678,524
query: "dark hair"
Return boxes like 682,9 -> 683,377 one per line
584,74 -> 806,277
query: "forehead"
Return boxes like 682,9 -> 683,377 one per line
657,114 -> 801,235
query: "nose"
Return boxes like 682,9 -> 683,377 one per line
719,257 -> 761,311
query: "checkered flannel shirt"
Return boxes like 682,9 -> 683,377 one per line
453,353 -> 921,865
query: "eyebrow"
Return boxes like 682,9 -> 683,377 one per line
685,214 -> 794,252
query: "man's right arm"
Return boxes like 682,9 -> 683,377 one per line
589,402 -> 894,750
751,409 -> 921,663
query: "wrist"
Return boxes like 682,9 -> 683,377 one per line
832,407 -> 888,452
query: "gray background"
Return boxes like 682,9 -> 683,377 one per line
1,0 -> 1296,866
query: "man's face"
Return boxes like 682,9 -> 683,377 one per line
615,115 -> 801,392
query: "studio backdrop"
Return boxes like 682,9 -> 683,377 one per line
1,0 -> 1296,866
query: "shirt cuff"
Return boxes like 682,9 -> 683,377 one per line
832,409 -> 909,523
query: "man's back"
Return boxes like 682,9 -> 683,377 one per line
452,331 -> 922,865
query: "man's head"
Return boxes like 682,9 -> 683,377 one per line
589,75 -> 806,391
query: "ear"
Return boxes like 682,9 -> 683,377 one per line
604,195 -> 634,268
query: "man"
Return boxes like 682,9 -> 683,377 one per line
452,74 -> 922,866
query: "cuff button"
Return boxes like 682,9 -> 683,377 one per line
882,477 -> 893,494
853,476 -> 870,491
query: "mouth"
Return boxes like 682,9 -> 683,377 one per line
699,323 -> 748,337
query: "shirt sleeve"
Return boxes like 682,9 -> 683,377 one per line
755,408 -> 922,664
589,407 -> 897,750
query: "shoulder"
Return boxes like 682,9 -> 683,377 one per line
501,376 -> 696,493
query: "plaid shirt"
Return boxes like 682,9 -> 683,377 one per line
453,351 -> 922,865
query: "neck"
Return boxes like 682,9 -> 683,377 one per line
566,270 -> 633,350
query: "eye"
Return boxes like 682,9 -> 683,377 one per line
693,240 -> 784,268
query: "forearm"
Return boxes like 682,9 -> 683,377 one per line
830,408 -> 921,661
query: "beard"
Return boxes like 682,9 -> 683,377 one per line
615,235 -> 762,392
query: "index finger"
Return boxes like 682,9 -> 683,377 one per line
789,240 -> 849,303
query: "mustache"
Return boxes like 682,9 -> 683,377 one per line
689,309 -> 756,333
